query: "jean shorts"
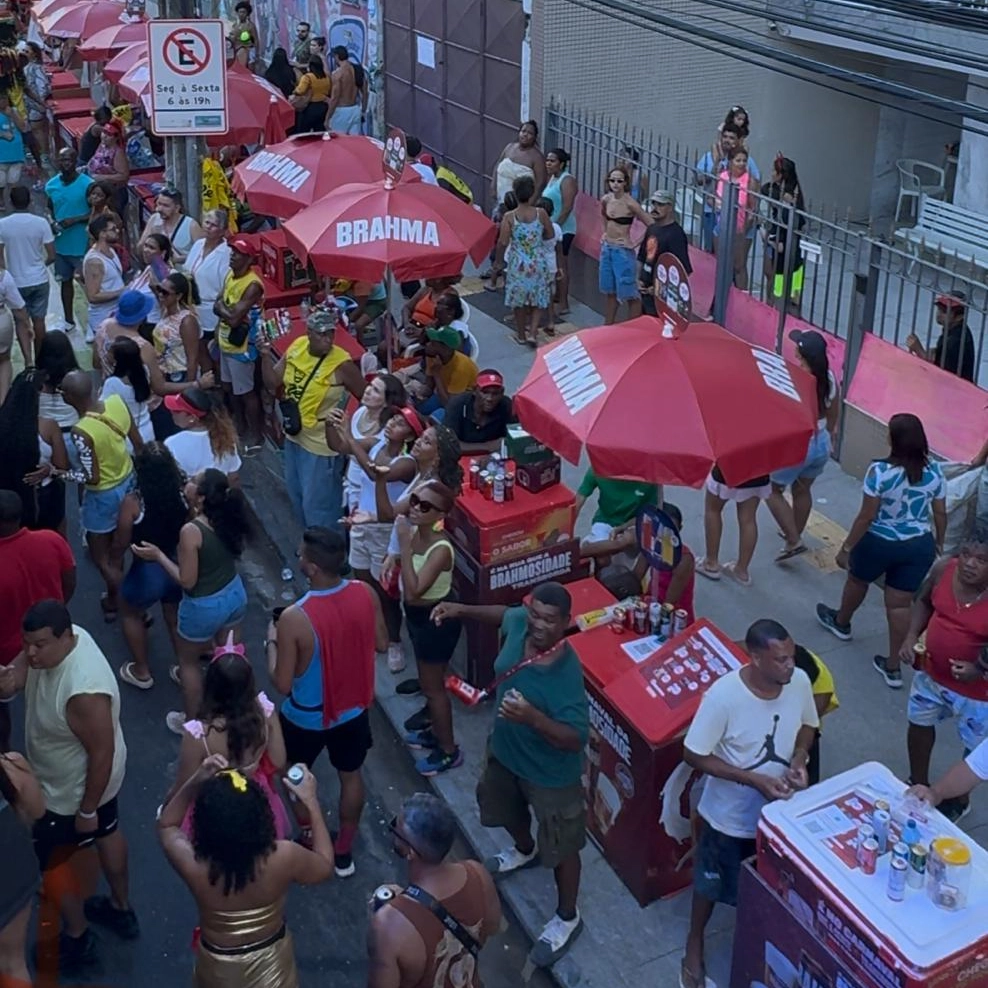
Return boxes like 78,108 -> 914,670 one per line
598,243 -> 638,301
80,474 -> 135,535
121,558 -> 182,610
771,428 -> 831,488
907,670 -> 988,752
19,283 -> 50,320
177,574 -> 248,643
53,253 -> 84,282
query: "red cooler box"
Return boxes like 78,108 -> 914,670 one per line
570,618 -> 748,905
260,228 -> 312,290
757,761 -> 988,988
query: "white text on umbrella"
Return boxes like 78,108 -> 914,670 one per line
544,336 -> 607,414
752,349 -> 800,401
336,217 -> 441,248
244,151 -> 311,193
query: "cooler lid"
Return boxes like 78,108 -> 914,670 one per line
600,619 -> 748,744
759,761 -> 988,965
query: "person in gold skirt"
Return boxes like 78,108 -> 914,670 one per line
158,754 -> 334,987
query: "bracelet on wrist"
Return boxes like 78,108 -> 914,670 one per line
78,808 -> 97,819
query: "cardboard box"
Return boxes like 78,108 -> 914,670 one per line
260,229 -> 312,290
504,424 -> 549,465
516,455 -> 561,494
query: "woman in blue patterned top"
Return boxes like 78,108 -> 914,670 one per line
816,413 -> 946,689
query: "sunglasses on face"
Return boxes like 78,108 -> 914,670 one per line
389,815 -> 421,855
152,285 -> 174,297
409,492 -> 441,513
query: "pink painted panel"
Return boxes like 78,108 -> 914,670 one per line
845,333 -> 988,462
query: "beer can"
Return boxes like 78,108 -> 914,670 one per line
625,601 -> 636,630
673,608 -> 689,634
907,843 -> 927,889
504,472 -> 515,501
859,838 -> 878,875
872,808 -> 890,854
892,841 -> 909,863
286,764 -> 305,786
856,822 -> 875,865
611,606 -> 626,633
912,641 -> 927,668
372,885 -> 395,912
887,856 -> 907,901
648,602 -> 662,636
482,475 -> 494,501
469,461 -> 481,490
874,799 -> 890,814
493,471 -> 505,504
659,603 -> 673,639
633,600 -> 648,634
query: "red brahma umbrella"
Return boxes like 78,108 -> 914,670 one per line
513,318 -> 818,487
79,19 -> 148,60
40,0 -> 129,39
283,178 -> 496,282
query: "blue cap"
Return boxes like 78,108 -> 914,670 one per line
115,290 -> 154,327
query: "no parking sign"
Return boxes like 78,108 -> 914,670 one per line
148,20 -> 228,135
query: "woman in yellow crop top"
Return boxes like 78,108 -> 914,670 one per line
395,479 -> 462,777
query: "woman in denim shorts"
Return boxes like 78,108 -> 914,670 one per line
599,166 -> 650,325
768,330 -> 840,562
132,468 -> 252,733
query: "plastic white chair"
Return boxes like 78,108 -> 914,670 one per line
895,159 -> 946,224
463,328 -> 480,362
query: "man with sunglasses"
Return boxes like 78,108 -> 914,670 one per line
368,794 -> 501,987
432,581 -> 589,967
637,190 -> 692,318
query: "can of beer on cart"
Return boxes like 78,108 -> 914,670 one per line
907,843 -> 927,889
469,460 -> 481,490
673,608 -> 689,634
504,472 -> 515,501
633,600 -> 648,634
887,857 -> 908,901
493,471 -> 505,504
481,474 -> 493,500
648,602 -> 662,636
872,807 -> 891,854
859,838 -> 879,875
892,841 -> 910,863
856,823 -> 876,866
659,604 -> 674,639
611,606 -> 626,634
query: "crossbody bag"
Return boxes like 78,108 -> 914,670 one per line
279,355 -> 326,436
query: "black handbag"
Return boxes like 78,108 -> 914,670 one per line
279,355 -> 326,436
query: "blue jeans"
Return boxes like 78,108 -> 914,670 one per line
177,575 -> 248,643
283,441 -> 345,532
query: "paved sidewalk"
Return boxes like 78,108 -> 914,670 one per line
240,287 -> 987,988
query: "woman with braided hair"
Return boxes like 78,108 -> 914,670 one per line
159,754 -> 333,988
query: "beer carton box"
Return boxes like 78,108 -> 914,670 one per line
516,455 -> 562,494
504,424 -> 550,465
260,229 -> 312,290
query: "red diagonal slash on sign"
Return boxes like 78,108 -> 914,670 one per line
163,28 -> 210,75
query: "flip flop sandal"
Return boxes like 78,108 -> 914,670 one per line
119,662 -> 154,690
723,562 -> 753,587
679,960 -> 716,988
775,543 -> 809,562
169,664 -> 182,686
694,558 -> 721,581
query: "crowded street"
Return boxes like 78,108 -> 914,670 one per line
2,2 -> 988,988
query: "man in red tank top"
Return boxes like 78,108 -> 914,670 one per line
367,794 -> 501,988
900,531 -> 988,822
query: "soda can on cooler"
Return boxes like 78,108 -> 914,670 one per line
892,841 -> 909,863
482,476 -> 494,501
493,471 -> 505,504
611,606 -> 626,634
648,602 -> 662,636
469,461 -> 481,490
859,838 -> 879,875
907,843 -> 927,889
673,608 -> 689,634
856,822 -> 875,865
887,857 -> 907,901
633,600 -> 648,634
872,808 -> 891,854
659,603 -> 673,639
505,472 -> 515,501
624,603 -> 636,631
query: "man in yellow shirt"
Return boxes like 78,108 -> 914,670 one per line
258,307 -> 365,532
419,325 -> 478,422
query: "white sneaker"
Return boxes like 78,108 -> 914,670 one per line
387,643 -> 406,673
166,710 -> 186,735
530,911 -> 583,967
483,844 -> 538,875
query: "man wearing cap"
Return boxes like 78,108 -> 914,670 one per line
416,325 -> 479,421
83,214 -> 125,344
45,147 -> 93,335
637,190 -> 691,318
445,369 -> 515,453
214,238 -> 265,451
258,307 -> 366,532
906,293 -> 976,383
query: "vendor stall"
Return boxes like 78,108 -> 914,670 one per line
738,761 -> 988,988
571,619 -> 748,905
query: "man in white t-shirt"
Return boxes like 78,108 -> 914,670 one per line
0,184 -> 54,357
680,618 -> 818,988
908,729 -> 988,808
0,599 -> 138,975
406,135 -> 439,186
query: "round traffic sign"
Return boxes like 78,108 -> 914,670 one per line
163,27 -> 211,76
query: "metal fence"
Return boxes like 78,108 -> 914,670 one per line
545,98 -> 988,387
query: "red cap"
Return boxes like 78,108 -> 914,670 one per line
935,292 -> 966,310
475,370 -> 504,390
165,393 -> 206,419
397,405 -> 425,436
229,236 -> 258,258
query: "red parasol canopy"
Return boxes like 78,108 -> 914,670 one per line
39,0 -> 129,39
79,19 -> 148,60
104,41 -> 147,83
119,62 -> 294,148
31,0 -> 79,20
232,133 -> 422,220
283,178 -> 496,282
513,318 -> 818,488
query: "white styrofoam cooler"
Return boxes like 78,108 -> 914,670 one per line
756,761 -> 988,988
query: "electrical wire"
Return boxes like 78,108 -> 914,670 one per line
553,0 -> 988,136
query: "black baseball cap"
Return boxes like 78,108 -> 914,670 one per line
788,329 -> 827,359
